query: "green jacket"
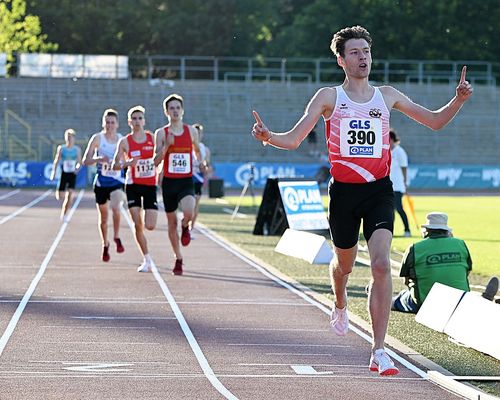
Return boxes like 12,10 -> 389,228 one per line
400,232 -> 472,305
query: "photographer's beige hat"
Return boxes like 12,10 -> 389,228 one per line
421,212 -> 452,232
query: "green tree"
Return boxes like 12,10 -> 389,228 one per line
0,0 -> 57,72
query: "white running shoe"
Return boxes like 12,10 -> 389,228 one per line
369,348 -> 399,376
330,305 -> 349,336
137,261 -> 151,273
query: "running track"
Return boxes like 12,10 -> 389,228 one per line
0,189 -> 467,399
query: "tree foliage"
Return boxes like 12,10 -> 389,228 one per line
23,0 -> 500,62
0,0 -> 57,63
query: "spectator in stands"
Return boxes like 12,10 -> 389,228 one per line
50,128 -> 82,223
251,25 -> 473,376
153,94 -> 201,276
191,123 -> 212,230
392,212 -> 472,313
82,108 -> 126,262
389,129 -> 411,237
112,106 -> 158,273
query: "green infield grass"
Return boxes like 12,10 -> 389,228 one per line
198,194 -> 500,395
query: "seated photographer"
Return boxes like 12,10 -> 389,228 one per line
392,212 -> 472,313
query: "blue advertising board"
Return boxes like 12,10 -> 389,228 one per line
0,161 -> 88,187
1,160 -> 500,190
277,180 -> 329,231
213,163 -> 500,190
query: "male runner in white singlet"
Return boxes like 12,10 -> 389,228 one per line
251,25 -> 472,376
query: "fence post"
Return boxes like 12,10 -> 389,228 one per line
180,57 -> 185,81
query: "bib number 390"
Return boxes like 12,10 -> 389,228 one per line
340,118 -> 382,158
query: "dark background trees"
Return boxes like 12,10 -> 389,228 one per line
7,0 -> 499,62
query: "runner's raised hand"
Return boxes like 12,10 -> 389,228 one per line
456,66 -> 473,102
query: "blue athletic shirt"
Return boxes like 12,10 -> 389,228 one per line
60,146 -> 79,173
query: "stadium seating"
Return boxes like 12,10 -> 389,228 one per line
0,77 -> 498,164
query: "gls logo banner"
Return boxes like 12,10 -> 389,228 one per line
0,161 -> 29,179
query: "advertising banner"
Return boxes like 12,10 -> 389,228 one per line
0,161 -> 87,187
277,180 -> 329,231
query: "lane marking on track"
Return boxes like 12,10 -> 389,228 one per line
63,362 -> 134,373
0,190 -> 84,358
40,341 -> 161,345
239,363 -> 367,367
217,328 -> 328,332
40,326 -> 157,330
0,189 -> 20,200
0,372 -> 421,380
0,189 -> 52,225
0,300 -> 173,304
227,343 -> 349,348
267,353 -> 338,356
71,316 -> 174,320
196,224 -> 428,379
176,301 -> 314,306
291,365 -> 334,375
121,207 -> 239,400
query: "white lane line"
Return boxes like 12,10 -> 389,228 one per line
215,374 -> 421,380
239,363 -> 367,367
41,341 -> 161,345
63,362 -> 134,372
267,353 -> 336,356
177,301 -> 313,306
0,372 -> 421,380
0,372 -> 207,378
0,190 -> 84,358
150,265 -> 238,399
197,224 -> 428,379
291,365 -> 333,375
71,316 -> 174,320
0,189 -> 20,200
222,207 -> 247,218
30,360 -> 180,364
0,189 -> 52,225
40,326 -> 157,330
0,300 -> 170,304
217,328 -> 328,332
122,207 -> 238,400
227,343 -> 349,348
62,351 -> 134,354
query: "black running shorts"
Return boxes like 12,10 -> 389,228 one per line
126,184 -> 158,210
94,184 -> 124,205
161,177 -> 195,213
58,171 -> 76,191
328,176 -> 394,249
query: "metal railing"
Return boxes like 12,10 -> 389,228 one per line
129,56 -> 499,85
5,53 -> 499,85
4,110 -> 37,160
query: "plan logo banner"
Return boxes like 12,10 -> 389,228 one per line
278,181 -> 329,231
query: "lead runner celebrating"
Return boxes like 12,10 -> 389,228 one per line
251,25 -> 472,376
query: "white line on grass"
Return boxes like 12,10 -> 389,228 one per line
121,207 -> 238,400
0,189 -> 52,225
0,189 -> 84,357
